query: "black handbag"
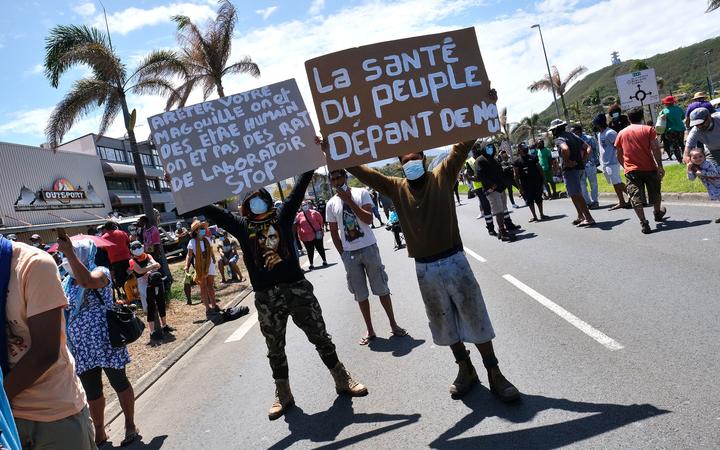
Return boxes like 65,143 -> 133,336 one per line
107,303 -> 145,347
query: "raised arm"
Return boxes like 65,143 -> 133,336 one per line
193,205 -> 244,239
284,171 -> 314,217
440,140 -> 476,182
346,165 -> 397,199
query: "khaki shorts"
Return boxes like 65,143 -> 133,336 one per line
415,251 -> 495,346
625,170 -> 661,208
16,407 -> 95,450
602,164 -> 623,185
486,191 -> 507,216
341,244 -> 390,302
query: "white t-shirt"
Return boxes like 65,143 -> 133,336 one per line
326,187 -> 376,252
187,237 -> 212,252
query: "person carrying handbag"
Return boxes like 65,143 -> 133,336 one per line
57,237 -> 140,447
294,202 -> 328,270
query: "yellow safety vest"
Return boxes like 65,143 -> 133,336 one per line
465,157 -> 482,190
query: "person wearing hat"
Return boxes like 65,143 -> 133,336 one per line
6,234 -> 17,241
571,123 -> 600,209
29,234 -> 49,252
685,107 -> 720,165
592,113 -> 628,210
188,171 -> 367,420
548,119 -> 595,227
659,95 -> 686,162
685,92 -> 716,127
183,221 -> 218,315
615,107 -> 667,234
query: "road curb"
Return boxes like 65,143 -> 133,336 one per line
104,286 -> 254,426
597,192 -> 712,204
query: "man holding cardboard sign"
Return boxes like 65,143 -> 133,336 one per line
314,42 -> 520,401
306,27 -> 501,171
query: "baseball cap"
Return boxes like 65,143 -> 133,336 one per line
661,95 -> 675,105
30,234 -> 41,240
689,107 -> 711,127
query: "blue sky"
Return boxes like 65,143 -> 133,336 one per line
0,0 -> 717,147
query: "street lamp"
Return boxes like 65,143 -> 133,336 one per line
531,24 -> 562,120
704,50 -> 715,98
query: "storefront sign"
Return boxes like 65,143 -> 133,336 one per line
14,179 -> 104,211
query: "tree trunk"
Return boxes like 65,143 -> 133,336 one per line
216,79 -> 225,98
120,95 -> 172,287
559,93 -> 570,124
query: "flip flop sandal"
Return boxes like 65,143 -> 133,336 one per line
121,429 -> 141,447
391,327 -> 408,337
577,220 -> 595,227
359,334 -> 376,345
571,219 -> 583,225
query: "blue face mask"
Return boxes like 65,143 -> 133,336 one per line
198,229 -> 206,238
402,159 -> 425,181
485,146 -> 495,156
249,197 -> 268,215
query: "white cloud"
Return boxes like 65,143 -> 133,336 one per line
72,1 -> 96,17
256,6 -> 278,20
91,2 -> 216,36
309,0 -> 325,15
24,63 -> 44,76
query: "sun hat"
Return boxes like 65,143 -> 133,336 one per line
548,119 -> 567,131
692,91 -> 708,101
191,220 -> 208,233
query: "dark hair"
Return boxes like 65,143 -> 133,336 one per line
627,107 -> 644,124
329,169 -> 347,177
104,221 -> 118,231
571,123 -> 583,133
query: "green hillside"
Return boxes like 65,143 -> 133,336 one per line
536,36 -> 720,126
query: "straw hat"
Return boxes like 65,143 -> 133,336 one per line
191,220 -> 208,233
692,91 -> 708,101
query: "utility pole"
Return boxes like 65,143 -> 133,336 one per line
531,24 -> 562,121
704,50 -> 715,98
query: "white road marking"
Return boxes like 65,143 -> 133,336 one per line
224,312 -> 258,343
301,261 -> 310,268
502,274 -> 624,351
463,246 -> 487,263
326,238 -> 333,245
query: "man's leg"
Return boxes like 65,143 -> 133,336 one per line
476,189 -> 495,234
579,169 -> 592,205
587,165 -> 599,205
255,288 -> 294,419
527,201 -> 538,221
357,299 -> 375,341
625,172 -> 651,233
286,280 -> 367,396
475,341 -> 521,402
343,250 -> 373,343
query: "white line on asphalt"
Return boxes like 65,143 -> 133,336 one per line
326,238 -> 333,245
463,246 -> 487,263
224,312 -> 258,343
301,261 -> 310,268
502,274 -> 624,351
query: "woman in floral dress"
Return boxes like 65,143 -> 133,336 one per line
58,238 -> 140,447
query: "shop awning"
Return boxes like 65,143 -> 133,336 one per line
102,162 -> 164,178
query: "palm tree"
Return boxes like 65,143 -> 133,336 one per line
513,113 -> 543,142
528,65 -> 587,124
166,0 -> 260,109
44,25 -> 184,276
707,0 -> 720,12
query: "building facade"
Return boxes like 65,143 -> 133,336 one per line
57,134 -> 177,220
0,141 -> 112,243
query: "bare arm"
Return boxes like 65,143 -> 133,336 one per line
4,307 -> 62,400
329,222 -> 343,254
57,236 -> 107,289
560,143 -> 575,168
651,139 -> 664,175
184,248 -> 194,271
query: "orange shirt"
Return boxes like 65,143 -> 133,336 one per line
614,124 -> 658,172
6,243 -> 86,421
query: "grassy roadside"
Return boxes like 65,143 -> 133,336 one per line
458,164 -> 709,195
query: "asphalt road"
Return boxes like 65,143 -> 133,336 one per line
106,196 -> 720,449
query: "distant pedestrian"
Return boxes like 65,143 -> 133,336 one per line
513,143 -> 548,222
57,237 -> 140,447
453,177 -> 462,206
499,150 -> 519,209
571,123 -> 600,209
684,108 -> 720,164
368,190 -> 385,228
100,220 -> 132,299
608,103 -> 631,133
130,241 -> 173,340
535,139 -> 558,198
386,206 -> 404,250
3,236 -> 95,449
465,145 -> 496,235
326,169 -> 407,346
216,232 -> 244,283
135,215 -> 161,259
659,96 -> 686,162
474,143 -> 522,242
294,201 -> 328,269
548,119 -> 595,227
378,192 -> 393,220
592,113 -> 628,210
685,92 -> 716,128
29,234 -> 49,252
615,107 -> 667,234
184,221 -> 218,317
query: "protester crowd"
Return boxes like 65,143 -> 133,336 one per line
1,87 -> 718,448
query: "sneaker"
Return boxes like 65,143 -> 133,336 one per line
149,330 -> 164,341
589,201 -> 600,209
476,214 -> 483,220
505,222 -> 521,231
162,325 -> 176,333
641,220 -> 652,234
487,228 -> 497,237
653,207 -> 667,222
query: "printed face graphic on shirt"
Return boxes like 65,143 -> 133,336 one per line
249,219 -> 289,271
342,203 -> 365,242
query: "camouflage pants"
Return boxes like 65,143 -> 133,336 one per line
254,279 -> 338,379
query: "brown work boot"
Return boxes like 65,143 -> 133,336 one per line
449,354 -> 479,399
488,368 -> 521,403
330,362 -> 368,396
268,379 -> 294,420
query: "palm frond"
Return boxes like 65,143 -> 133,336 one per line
45,78 -> 115,147
165,77 -> 198,110
55,42 -> 123,86
128,49 -> 187,85
560,65 -> 588,91
214,0 -> 237,66
98,91 -> 122,136
222,57 -> 260,78
44,25 -> 118,87
527,77 -> 553,93
128,78 -> 180,98
707,0 -> 720,12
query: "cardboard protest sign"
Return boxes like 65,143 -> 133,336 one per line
147,79 -> 324,214
305,27 -> 498,170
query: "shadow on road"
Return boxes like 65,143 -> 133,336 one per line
430,387 -> 669,449
655,219 -> 712,232
305,262 -> 339,273
269,396 -> 421,450
536,214 -> 567,222
111,434 -> 168,449
367,335 -> 425,357
512,232 -> 537,241
591,219 -> 629,231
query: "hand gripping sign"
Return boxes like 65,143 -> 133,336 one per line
147,79 -> 325,214
305,27 -> 499,170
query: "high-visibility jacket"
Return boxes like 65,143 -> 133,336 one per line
465,156 -> 482,190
